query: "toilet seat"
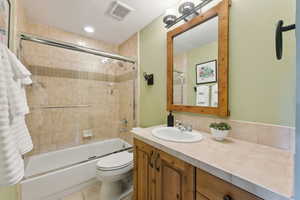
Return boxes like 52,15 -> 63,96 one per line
97,151 -> 133,171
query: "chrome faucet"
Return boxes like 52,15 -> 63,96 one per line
175,120 -> 192,132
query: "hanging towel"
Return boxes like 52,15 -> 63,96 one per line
5,46 -> 32,116
4,45 -> 33,155
0,44 -> 33,186
0,56 -> 24,186
7,49 -> 32,85
196,85 -> 210,107
210,84 -> 218,107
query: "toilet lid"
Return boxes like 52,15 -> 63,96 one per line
97,151 -> 133,170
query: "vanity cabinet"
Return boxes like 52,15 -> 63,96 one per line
134,139 -> 195,200
134,139 -> 263,200
155,147 -> 195,200
134,139 -> 155,200
196,168 -> 262,200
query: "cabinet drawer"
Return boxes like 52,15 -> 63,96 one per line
196,168 -> 263,200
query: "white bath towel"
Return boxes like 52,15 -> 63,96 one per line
196,85 -> 210,107
4,45 -> 33,155
0,44 -> 33,186
0,58 -> 24,186
210,84 -> 218,107
7,49 -> 32,84
5,46 -> 32,116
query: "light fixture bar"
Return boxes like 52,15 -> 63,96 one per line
165,0 -> 213,29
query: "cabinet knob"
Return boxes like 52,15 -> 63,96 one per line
223,195 -> 233,200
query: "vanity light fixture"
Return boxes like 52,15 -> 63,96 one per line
83,26 -> 95,33
163,0 -> 212,28
178,0 -> 201,15
163,8 -> 177,26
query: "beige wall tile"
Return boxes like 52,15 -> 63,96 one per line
257,124 -> 291,151
229,120 -> 259,144
174,113 -> 295,152
290,128 -> 296,154
22,17 -> 137,156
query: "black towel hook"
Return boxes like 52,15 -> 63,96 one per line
276,20 -> 296,60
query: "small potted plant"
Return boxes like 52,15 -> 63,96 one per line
209,122 -> 232,141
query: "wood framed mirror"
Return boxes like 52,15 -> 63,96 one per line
167,0 -> 230,117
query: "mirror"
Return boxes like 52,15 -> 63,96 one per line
167,0 -> 230,117
173,16 -> 218,107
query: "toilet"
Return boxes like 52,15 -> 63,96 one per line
96,151 -> 133,200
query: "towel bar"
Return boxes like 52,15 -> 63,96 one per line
30,105 -> 91,109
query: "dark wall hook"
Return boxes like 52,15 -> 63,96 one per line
276,20 -> 296,60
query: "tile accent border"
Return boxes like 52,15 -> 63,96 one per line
28,65 -> 137,83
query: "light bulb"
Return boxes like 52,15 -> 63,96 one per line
178,0 -> 203,14
83,26 -> 95,33
163,8 -> 177,25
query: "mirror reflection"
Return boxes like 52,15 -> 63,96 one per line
173,16 -> 218,107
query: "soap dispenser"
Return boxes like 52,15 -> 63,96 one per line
167,111 -> 174,127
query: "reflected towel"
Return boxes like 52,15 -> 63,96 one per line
196,85 -> 210,107
210,84 -> 218,107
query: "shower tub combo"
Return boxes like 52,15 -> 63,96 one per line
20,138 -> 132,200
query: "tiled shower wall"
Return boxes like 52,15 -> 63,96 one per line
20,22 -> 137,156
118,34 -> 138,144
173,53 -> 188,105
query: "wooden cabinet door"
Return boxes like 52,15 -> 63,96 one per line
196,168 -> 263,200
155,150 -> 195,200
134,139 -> 156,200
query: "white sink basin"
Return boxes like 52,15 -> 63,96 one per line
152,127 -> 203,143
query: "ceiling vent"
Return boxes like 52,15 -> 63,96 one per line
108,1 -> 134,21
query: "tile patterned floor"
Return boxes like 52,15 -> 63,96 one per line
62,183 -> 132,200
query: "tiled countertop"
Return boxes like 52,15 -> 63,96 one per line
132,126 -> 294,200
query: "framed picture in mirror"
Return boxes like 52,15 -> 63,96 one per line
196,60 -> 217,85
0,0 -> 11,47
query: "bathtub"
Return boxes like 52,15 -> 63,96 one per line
20,138 -> 132,200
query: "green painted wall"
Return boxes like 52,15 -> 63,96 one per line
0,186 -> 17,200
139,17 -> 169,127
139,0 -> 296,127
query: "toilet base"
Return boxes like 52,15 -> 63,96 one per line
100,181 -> 123,200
